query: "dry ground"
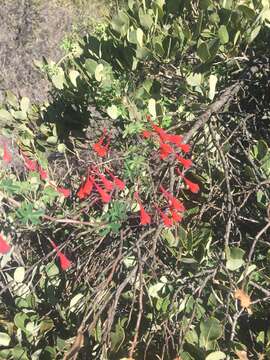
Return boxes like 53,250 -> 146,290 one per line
0,0 -> 108,103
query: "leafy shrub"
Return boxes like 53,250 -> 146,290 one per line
0,0 -> 270,359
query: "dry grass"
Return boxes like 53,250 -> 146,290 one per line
0,0 -> 108,103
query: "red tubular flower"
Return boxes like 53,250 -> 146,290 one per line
38,165 -> 48,180
77,175 -> 93,199
155,206 -> 173,227
176,169 -> 200,194
0,234 -> 11,254
92,128 -> 110,157
93,178 -> 111,203
22,153 -> 38,171
83,176 -> 93,195
159,142 -> 174,160
170,209 -> 182,222
142,130 -> 152,139
166,134 -> 183,146
57,187 -> 71,198
176,154 -> 192,169
50,240 -> 72,271
134,192 -> 151,225
179,143 -> 190,153
105,168 -> 125,190
94,169 -> 114,192
160,185 -> 185,212
3,143 -> 12,163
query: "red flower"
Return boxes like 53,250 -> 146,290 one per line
105,168 -> 125,190
159,142 -> 174,160
134,192 -> 151,225
57,187 -> 71,198
184,178 -> 199,193
3,143 -> 12,163
50,240 -> 72,271
38,165 -> 48,180
166,134 -> 183,146
22,153 -> 38,171
94,169 -> 114,192
176,169 -> 200,194
142,130 -> 152,139
0,235 -> 11,254
170,209 -> 182,222
92,128 -> 110,158
160,185 -> 185,212
93,179 -> 111,203
179,143 -> 190,153
77,175 -> 93,199
155,206 -> 173,227
176,154 -> 192,169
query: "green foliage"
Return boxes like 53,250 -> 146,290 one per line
0,0 -> 270,359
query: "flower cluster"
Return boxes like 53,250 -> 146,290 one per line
77,166 -> 125,203
135,115 -> 200,227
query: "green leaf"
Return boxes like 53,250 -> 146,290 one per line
148,282 -> 165,298
51,68 -> 65,90
69,70 -> 80,87
47,136 -> 58,145
186,73 -> 202,87
139,9 -> 153,29
69,293 -> 84,313
248,25 -> 261,43
136,28 -> 144,47
148,98 -> 157,117
226,247 -> 245,271
218,25 -> 229,44
85,59 -> 98,75
95,63 -> 104,82
20,97 -> 30,113
14,313 -> 28,330
208,74 -> 218,100
111,320 -> 126,352
0,333 -> 11,346
12,346 -> 29,360
57,143 -> 66,153
205,351 -> 226,360
107,105 -> 119,120
111,11 -> 130,36
14,267 -> 25,283
197,42 -> 210,62
0,109 -> 13,123
200,318 -> 222,348
5,90 -> 19,108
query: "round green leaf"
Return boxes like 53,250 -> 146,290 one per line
197,42 -> 210,62
57,143 -> 66,153
47,136 -> 58,145
226,247 -> 245,271
218,25 -> 229,44
0,109 -> 13,123
51,68 -> 65,90
0,332 -> 11,346
14,267 -> 25,283
69,70 -> 80,87
205,351 -> 226,360
85,59 -> 98,75
20,97 -> 30,113
200,318 -> 222,348
107,105 -> 119,120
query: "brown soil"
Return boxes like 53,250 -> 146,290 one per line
0,0 -> 106,103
